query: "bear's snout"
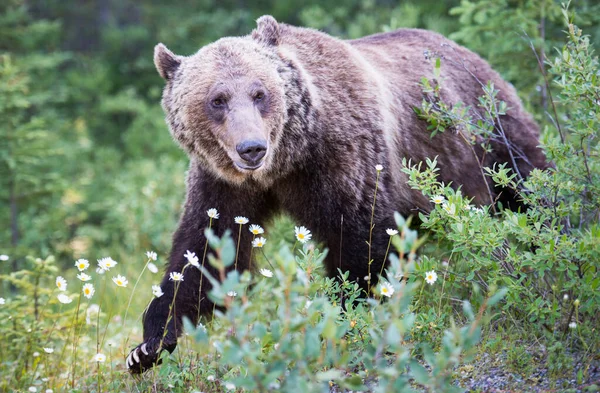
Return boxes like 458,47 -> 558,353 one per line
236,139 -> 267,168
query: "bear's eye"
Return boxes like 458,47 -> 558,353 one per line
254,91 -> 265,101
211,97 -> 227,108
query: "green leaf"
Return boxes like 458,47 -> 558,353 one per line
488,287 -> 509,307
409,360 -> 430,385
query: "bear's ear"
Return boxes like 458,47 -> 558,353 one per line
252,15 -> 280,47
154,43 -> 181,80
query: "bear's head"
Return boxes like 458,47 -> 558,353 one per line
154,16 -> 287,184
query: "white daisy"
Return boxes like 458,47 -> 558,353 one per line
249,224 -> 264,235
169,272 -> 184,281
0,298 -> 5,305
252,237 -> 267,248
259,268 -> 273,278
74,259 -> 89,271
97,257 -> 117,272
184,250 -> 199,267
0,255 -> 8,261
431,195 -> 446,205
207,208 -> 219,219
386,228 -> 398,236
77,272 -> 92,282
112,275 -> 128,287
57,294 -> 72,304
294,226 -> 312,243
56,276 -> 67,291
234,216 -> 249,224
93,353 -> 106,362
152,285 -> 164,298
146,251 -> 157,261
43,347 -> 54,353
425,270 -> 438,285
380,282 -> 394,297
82,283 -> 95,299
375,164 -> 383,172
442,203 -> 456,215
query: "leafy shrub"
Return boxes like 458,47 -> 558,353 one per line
405,7 -> 599,348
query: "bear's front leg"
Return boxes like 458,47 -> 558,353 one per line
127,167 -> 271,373
127,213 -> 208,374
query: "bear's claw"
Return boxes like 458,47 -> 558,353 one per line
127,337 -> 176,374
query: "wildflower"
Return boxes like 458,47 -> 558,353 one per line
146,251 -> 157,261
431,195 -> 445,205
386,228 -> 398,236
224,382 -> 236,390
97,257 -> 117,272
207,375 -> 216,382
74,259 -> 89,271
147,262 -> 158,273
227,291 -> 237,297
563,294 -> 569,301
93,353 -> 106,362
0,255 -> 8,261
294,226 -> 312,243
56,276 -> 67,291
169,272 -> 184,281
234,216 -> 249,224
28,387 -> 37,392
77,272 -> 91,282
43,347 -> 54,354
249,224 -> 264,235
184,250 -> 199,267
569,321 -> 577,329
86,304 -> 100,325
442,203 -> 456,215
46,390 -> 53,393
152,285 -> 164,298
207,208 -> 219,219
574,299 -> 580,307
425,270 -> 438,285
96,267 -> 105,275
0,298 -> 5,305
33,352 -> 40,357
375,164 -> 383,172
380,282 -> 394,297
82,283 -> 95,299
259,268 -> 273,278
112,275 -> 128,287
252,237 -> 267,248
57,294 -> 72,304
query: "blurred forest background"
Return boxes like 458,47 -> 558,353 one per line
1,0 -> 600,277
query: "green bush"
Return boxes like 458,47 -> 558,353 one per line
405,7 -> 599,348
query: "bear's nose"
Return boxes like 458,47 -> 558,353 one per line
236,139 -> 267,165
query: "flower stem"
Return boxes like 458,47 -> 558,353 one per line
367,170 -> 382,294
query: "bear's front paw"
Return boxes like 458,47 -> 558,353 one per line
126,337 -> 176,374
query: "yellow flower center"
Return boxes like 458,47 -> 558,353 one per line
298,234 -> 304,239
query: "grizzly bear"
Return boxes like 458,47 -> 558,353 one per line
126,15 -> 548,373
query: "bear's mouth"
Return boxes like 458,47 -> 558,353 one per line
234,161 -> 264,171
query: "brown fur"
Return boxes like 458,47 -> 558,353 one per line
127,16 -> 548,373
